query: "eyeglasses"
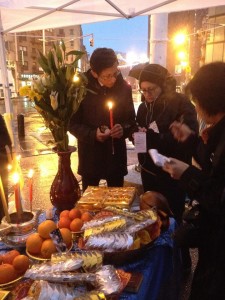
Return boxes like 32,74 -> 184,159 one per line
99,70 -> 120,81
139,87 -> 158,95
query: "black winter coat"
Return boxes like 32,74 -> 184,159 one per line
179,116 -> 225,299
69,70 -> 136,179
136,92 -> 199,174
136,92 -> 198,220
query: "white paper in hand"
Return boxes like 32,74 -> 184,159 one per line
148,149 -> 170,167
134,132 -> 146,153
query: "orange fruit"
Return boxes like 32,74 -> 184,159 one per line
13,255 -> 30,274
147,219 -> 161,240
0,264 -> 18,284
137,230 -> 151,245
1,249 -> 20,265
129,237 -> 141,250
38,220 -> 57,239
70,218 -> 83,232
26,233 -> 43,255
81,212 -> 93,222
58,217 -> 71,229
60,228 -> 72,247
41,239 -> 57,259
69,208 -> 81,220
59,210 -> 70,219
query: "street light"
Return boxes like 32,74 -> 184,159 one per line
173,32 -> 186,46
173,31 -> 191,86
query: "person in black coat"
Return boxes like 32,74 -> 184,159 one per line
69,48 -> 136,191
163,62 -> 225,299
135,64 -> 198,222
0,114 -> 12,222
134,64 -> 199,272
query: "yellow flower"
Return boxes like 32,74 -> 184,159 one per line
19,86 -> 31,97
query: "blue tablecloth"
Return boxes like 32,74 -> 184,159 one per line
0,215 -> 181,300
119,218 -> 182,300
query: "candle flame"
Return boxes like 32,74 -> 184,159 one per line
73,74 -> 79,82
8,164 -> 12,171
107,101 -> 113,110
28,169 -> 34,178
12,172 -> 20,184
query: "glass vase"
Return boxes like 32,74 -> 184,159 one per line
50,146 -> 81,212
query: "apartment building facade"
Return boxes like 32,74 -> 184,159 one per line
4,25 -> 88,94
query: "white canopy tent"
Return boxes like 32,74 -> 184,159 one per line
0,0 -> 224,33
0,0 -> 224,113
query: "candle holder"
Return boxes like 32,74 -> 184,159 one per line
0,210 -> 41,247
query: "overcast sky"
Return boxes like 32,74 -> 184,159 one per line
82,16 -> 149,57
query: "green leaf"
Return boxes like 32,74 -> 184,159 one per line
56,44 -> 63,65
66,50 -> 84,56
58,68 -> 66,87
65,65 -> 74,81
34,98 -> 59,119
48,51 -> 57,75
38,51 -> 51,74
60,40 -> 66,53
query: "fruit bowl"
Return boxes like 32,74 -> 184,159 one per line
103,238 -> 157,266
26,243 -> 73,262
0,276 -> 23,290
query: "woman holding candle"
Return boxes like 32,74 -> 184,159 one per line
69,48 -> 136,192
0,114 -> 12,222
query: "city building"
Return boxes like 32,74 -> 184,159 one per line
4,25 -> 88,94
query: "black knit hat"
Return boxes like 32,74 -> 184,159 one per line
139,64 -> 169,88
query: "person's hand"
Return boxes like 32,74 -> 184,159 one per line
163,158 -> 189,180
96,127 -> 110,142
169,121 -> 194,142
110,124 -> 123,139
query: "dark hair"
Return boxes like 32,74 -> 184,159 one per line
139,63 -> 176,93
187,62 -> 225,116
90,48 -> 118,74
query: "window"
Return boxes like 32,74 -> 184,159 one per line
59,29 -> 64,36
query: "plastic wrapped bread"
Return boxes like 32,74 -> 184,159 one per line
83,217 -> 127,239
85,232 -> 133,251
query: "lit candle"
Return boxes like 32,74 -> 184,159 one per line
28,169 -> 34,212
107,101 -> 114,129
13,172 -> 23,222
0,176 -> 11,223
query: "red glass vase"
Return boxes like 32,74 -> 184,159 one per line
50,146 -> 81,212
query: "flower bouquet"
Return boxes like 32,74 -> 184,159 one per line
19,40 -> 87,152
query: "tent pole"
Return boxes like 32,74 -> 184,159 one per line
0,13 -> 13,114
150,13 -> 168,67
0,13 -> 18,152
